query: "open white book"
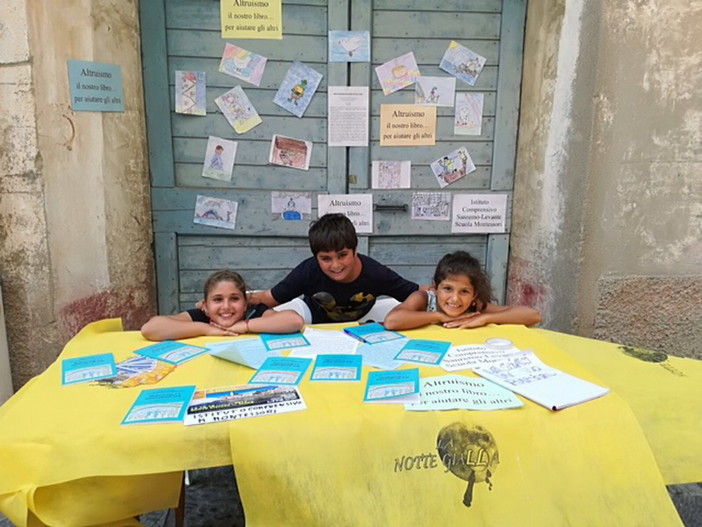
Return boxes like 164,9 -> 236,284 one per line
472,351 -> 609,411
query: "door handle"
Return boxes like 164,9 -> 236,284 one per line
373,204 -> 408,212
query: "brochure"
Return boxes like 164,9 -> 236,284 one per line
343,322 -> 403,344
395,339 -> 451,366
364,368 -> 420,404
134,341 -> 208,365
472,351 -> 610,411
121,385 -> 196,425
248,357 -> 312,386
184,384 -> 306,426
62,353 -> 117,385
405,375 -> 524,411
260,332 -> 310,351
207,339 -> 281,369
310,354 -> 362,382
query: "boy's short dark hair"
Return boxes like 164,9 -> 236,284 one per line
308,213 -> 358,255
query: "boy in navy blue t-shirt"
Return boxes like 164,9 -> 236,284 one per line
250,213 -> 419,324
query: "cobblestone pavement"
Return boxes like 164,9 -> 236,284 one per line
2,468 -> 701,526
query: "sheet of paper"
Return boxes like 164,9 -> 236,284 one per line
414,76 -> 456,107
219,43 -> 267,86
207,339 -> 281,370
193,195 -> 238,231
329,31 -> 370,62
375,52 -> 420,95
451,193 -> 507,233
214,85 -> 262,134
310,354 -> 362,382
411,192 -> 451,221
328,86 -> 369,147
405,375 -> 524,411
439,40 -> 487,86
273,61 -> 323,118
371,160 -> 411,189
288,327 -> 358,358
317,194 -> 373,234
430,146 -> 476,188
380,104 -> 436,146
356,338 -> 409,370
175,70 -> 206,115
441,343 -> 520,371
202,136 -> 237,182
269,135 -> 312,171
221,0 -> 282,39
271,191 -> 312,221
454,92 -> 484,135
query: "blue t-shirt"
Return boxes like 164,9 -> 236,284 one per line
271,254 -> 418,323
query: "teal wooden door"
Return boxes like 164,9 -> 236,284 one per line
140,0 -> 525,313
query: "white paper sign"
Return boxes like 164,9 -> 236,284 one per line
328,86 -> 369,147
452,194 -> 507,233
318,194 -> 373,233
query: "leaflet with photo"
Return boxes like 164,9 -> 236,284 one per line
395,339 -> 451,366
310,354 -> 362,382
121,386 -> 196,425
248,357 -> 312,386
134,341 -> 208,365
62,353 -> 117,385
343,322 -> 403,344
364,368 -> 420,404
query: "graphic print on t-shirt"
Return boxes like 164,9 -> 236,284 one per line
311,291 -> 375,322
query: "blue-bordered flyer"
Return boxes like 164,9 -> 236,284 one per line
260,332 -> 310,351
344,322 -> 403,345
208,339 -> 281,369
395,339 -> 451,366
310,354 -> 362,382
134,341 -> 208,365
62,353 -> 117,385
121,386 -> 196,425
249,357 -> 312,386
364,368 -> 420,404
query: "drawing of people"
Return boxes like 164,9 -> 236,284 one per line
428,86 -> 439,104
209,145 -> 224,171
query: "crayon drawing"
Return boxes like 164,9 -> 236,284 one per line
375,52 -> 420,95
273,61 -> 323,118
329,31 -> 370,62
202,136 -> 238,182
219,43 -> 268,86
193,195 -> 238,231
414,76 -> 456,107
214,86 -> 262,134
430,147 -> 476,188
439,41 -> 487,86
271,191 -> 312,221
454,92 -> 484,136
175,71 -> 206,115
269,135 -> 312,171
371,160 -> 411,189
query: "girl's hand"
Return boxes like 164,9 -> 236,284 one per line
207,322 -> 240,336
442,312 -> 489,329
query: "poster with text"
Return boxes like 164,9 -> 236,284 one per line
67,60 -> 124,112
318,194 -> 373,234
375,52 -> 420,95
451,194 -> 507,233
271,191 -> 312,221
371,161 -> 411,189
328,86 -> 369,147
221,0 -> 282,39
380,104 -> 436,146
202,136 -> 237,182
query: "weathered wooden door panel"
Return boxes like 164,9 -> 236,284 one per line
141,0 -> 525,312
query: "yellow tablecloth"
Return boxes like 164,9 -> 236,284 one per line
0,320 -> 697,526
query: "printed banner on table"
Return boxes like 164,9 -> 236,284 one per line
220,0 -> 282,39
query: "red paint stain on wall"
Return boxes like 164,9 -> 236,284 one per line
58,287 -> 155,341
507,257 -> 546,309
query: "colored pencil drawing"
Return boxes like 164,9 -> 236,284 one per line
411,192 -> 451,221
271,191 -> 312,221
454,92 -> 484,136
269,135 -> 312,171
329,31 -> 370,62
193,195 -> 238,231
439,41 -> 487,86
175,71 -> 206,116
202,136 -> 237,182
214,86 -> 262,134
219,43 -> 268,86
430,147 -> 477,188
273,61 -> 323,118
415,76 -> 456,107
375,52 -> 420,95
371,160 -> 411,189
